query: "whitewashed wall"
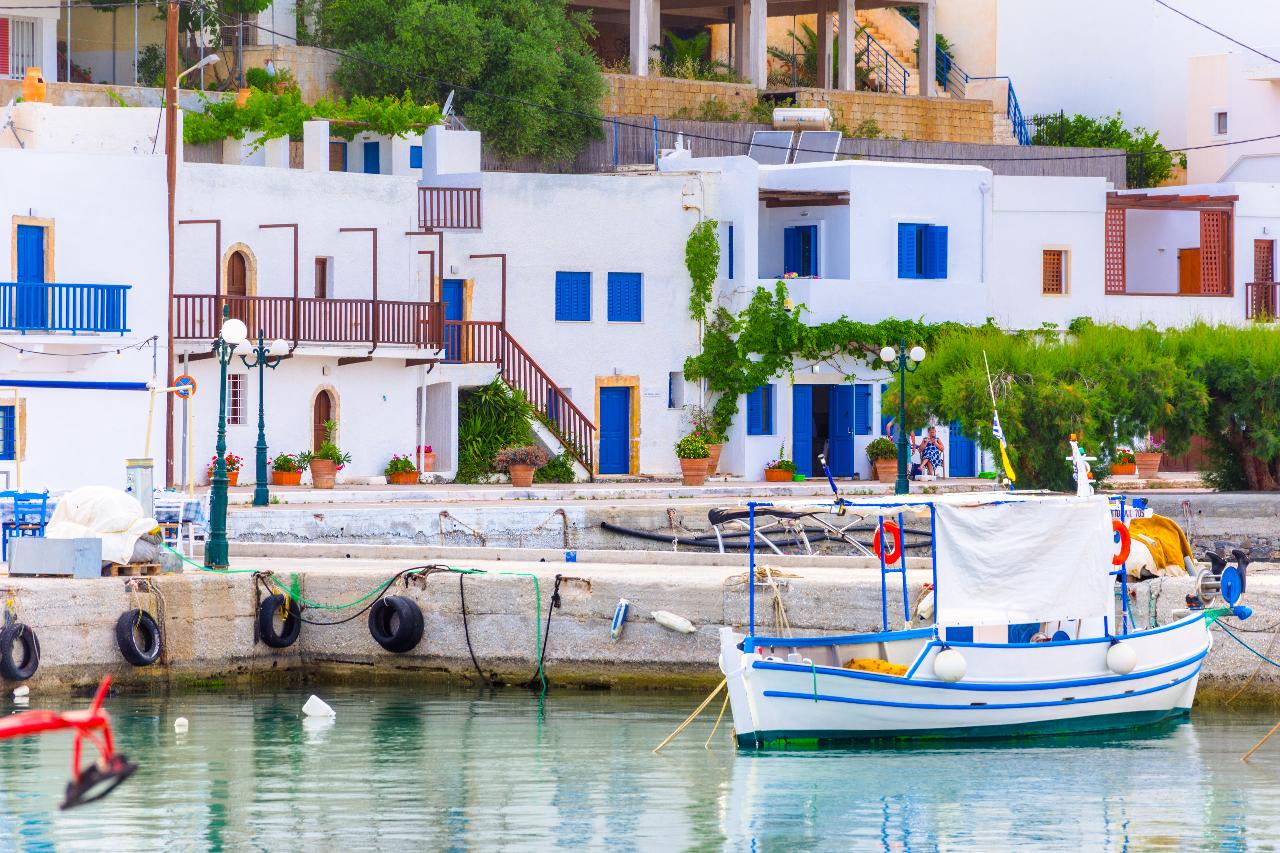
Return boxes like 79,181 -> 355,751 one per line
1186,52 -> 1280,184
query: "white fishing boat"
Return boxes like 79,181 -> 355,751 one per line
719,487 -> 1252,748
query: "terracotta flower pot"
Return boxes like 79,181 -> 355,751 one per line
764,467 -> 793,482
508,463 -> 536,487
873,459 -> 899,483
310,459 -> 337,489
227,470 -> 239,487
272,470 -> 302,486
420,452 -> 436,473
387,470 -> 419,485
705,443 -> 724,476
1111,462 -> 1137,476
679,457 -> 708,486
1135,452 -> 1162,479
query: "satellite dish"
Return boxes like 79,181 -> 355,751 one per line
1,99 -> 23,148
441,90 -> 455,117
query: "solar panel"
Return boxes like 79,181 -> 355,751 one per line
747,130 -> 794,165
792,130 -> 842,164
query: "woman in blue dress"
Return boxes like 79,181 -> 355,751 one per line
915,426 -> 945,477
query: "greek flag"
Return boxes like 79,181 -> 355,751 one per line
992,410 -> 1017,483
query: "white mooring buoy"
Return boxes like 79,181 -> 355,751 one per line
652,611 -> 697,634
303,695 -> 336,718
174,717 -> 189,733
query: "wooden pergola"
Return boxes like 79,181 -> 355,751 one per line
1104,191 -> 1239,296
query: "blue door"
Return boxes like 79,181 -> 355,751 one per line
949,420 -> 976,477
363,140 -> 381,174
783,225 -> 818,277
792,385 -> 813,477
828,385 -> 855,477
598,387 -> 630,475
441,279 -> 464,362
15,224 -> 47,330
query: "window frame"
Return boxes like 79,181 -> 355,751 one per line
897,222 -> 948,280
0,404 -> 15,461
227,373 -> 247,426
1041,247 -> 1069,296
554,271 -> 592,322
1214,110 -> 1229,136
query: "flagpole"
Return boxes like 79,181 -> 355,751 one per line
982,350 -> 998,409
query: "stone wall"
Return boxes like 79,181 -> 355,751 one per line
603,73 -> 995,145
242,45 -> 340,104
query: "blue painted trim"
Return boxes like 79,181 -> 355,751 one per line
0,380 -> 149,391
761,664 -> 1201,712
905,640 -> 939,679
750,627 -> 933,649
943,612 -> 1204,649
754,647 -> 1207,693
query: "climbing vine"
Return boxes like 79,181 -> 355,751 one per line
685,219 -> 721,321
183,88 -> 443,147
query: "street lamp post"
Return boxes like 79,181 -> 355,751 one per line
879,340 -> 927,496
241,331 -> 289,507
206,310 -> 248,569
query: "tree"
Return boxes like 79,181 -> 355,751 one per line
1030,111 -> 1174,188
315,0 -> 605,163
766,23 -> 872,89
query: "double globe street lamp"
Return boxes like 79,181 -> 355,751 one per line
879,341 -> 927,496
241,332 -> 289,508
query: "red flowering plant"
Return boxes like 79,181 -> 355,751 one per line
384,454 -> 417,476
1114,447 -> 1136,465
206,453 -> 243,477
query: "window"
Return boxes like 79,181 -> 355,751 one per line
314,257 -> 331,299
2,18 -> 37,79
554,271 -> 591,321
727,223 -> 735,280
668,372 -> 685,409
607,272 -> 643,322
897,223 -> 949,279
1042,249 -> 1067,294
0,405 -> 15,461
228,374 -> 247,426
1215,111 -> 1228,136
746,385 -> 774,435
783,225 -> 818,277
409,145 -> 423,169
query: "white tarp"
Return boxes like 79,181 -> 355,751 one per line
45,486 -> 158,565
932,495 -> 1116,628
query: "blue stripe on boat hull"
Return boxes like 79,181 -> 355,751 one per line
736,708 -> 1190,749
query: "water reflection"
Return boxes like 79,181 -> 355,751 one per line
0,687 -> 1278,850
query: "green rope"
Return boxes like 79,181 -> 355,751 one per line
811,660 -> 818,702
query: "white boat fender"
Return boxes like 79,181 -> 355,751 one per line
611,599 -> 630,641
652,611 -> 696,634
12,685 -> 29,698
1106,641 -> 1137,675
934,648 -> 966,682
916,589 -> 935,622
302,695 -> 336,718
174,717 -> 189,733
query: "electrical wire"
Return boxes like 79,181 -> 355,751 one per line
0,336 -> 159,358
1152,0 -> 1280,67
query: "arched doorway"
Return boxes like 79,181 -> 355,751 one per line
313,389 -> 335,451
221,245 -> 256,331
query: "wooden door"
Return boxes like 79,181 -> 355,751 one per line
312,391 -> 333,451
225,250 -> 253,329
1178,248 -> 1201,294
314,257 -> 329,299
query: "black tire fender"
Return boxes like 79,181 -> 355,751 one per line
115,609 -> 162,667
368,596 -> 424,653
0,622 -> 40,681
257,594 -> 302,649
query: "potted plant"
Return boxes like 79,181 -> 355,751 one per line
866,437 -> 898,483
494,445 -> 550,487
270,453 -> 304,486
1111,447 -> 1137,476
764,457 -> 796,482
417,444 -> 436,473
310,420 -> 351,490
675,433 -> 710,486
385,454 -> 419,485
1134,435 -> 1164,479
685,405 -> 726,475
207,453 -> 243,487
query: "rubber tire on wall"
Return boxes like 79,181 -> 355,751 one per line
257,594 -> 302,649
0,623 -> 40,681
115,609 -> 163,667
368,596 -> 424,653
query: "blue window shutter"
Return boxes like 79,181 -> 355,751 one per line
764,384 -> 774,434
727,224 -> 735,280
0,405 -> 13,461
607,273 -> 642,322
783,227 -> 800,275
409,145 -> 422,169
556,271 -> 590,321
804,225 -> 819,277
897,223 -> 919,279
746,388 -> 763,435
924,225 -> 949,279
854,384 -> 872,435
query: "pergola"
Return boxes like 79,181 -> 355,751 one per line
573,0 -> 937,96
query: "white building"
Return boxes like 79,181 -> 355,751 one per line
2,99 -> 1279,493
1185,48 -> 1280,184
0,0 -> 59,83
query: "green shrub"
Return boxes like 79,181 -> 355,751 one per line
675,433 -> 710,459
866,437 -> 896,462
456,380 -> 536,483
1029,111 -> 1173,188
535,452 -> 576,483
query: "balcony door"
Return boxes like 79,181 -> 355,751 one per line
14,224 -> 48,330
313,389 -> 335,452
223,248 -> 255,333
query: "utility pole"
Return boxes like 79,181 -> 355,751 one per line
164,0 -> 178,487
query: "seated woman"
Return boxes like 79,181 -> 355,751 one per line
915,426 -> 945,477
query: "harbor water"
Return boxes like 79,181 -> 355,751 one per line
1,683 -> 1277,851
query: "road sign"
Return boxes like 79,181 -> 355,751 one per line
174,375 -> 197,399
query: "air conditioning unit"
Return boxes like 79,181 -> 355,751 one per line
772,107 -> 832,131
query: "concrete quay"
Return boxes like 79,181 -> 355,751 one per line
3,549 -> 1280,704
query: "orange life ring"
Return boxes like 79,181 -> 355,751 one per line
1112,519 -> 1131,566
873,520 -> 902,564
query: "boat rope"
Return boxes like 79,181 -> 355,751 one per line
811,659 -> 819,702
1216,622 -> 1280,670
704,693 -> 730,749
653,679 -> 727,754
1225,625 -> 1280,706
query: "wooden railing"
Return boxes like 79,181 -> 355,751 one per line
443,319 -> 596,472
1247,282 -> 1279,320
0,282 -> 131,335
418,187 -> 482,230
173,295 -> 443,348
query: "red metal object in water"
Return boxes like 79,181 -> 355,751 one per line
0,676 -> 136,809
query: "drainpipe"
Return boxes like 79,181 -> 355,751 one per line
978,180 -> 991,284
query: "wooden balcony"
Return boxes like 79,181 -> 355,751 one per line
172,295 -> 443,349
418,187 -> 482,230
1247,282 -> 1279,320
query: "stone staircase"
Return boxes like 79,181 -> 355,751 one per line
992,111 -> 1019,145
853,11 -> 920,77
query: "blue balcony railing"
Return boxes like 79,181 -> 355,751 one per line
0,282 -> 131,335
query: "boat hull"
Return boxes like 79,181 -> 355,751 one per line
721,614 -> 1209,749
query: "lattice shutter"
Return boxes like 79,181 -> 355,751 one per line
1042,250 -> 1065,294
1255,239 -> 1275,283
1104,207 -> 1126,293
1199,210 -> 1230,295
0,19 -> 9,78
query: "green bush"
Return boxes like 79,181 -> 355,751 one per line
865,437 -> 896,462
536,452 -> 577,483
675,433 -> 710,459
1029,111 -> 1173,188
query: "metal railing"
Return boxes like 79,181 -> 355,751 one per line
1247,282 -> 1279,320
935,46 -> 968,97
172,295 -> 443,348
857,29 -> 910,95
418,187 -> 482,230
970,76 -> 1032,145
441,319 -> 597,472
0,282 -> 131,334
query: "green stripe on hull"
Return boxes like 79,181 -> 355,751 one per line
737,708 -> 1190,750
